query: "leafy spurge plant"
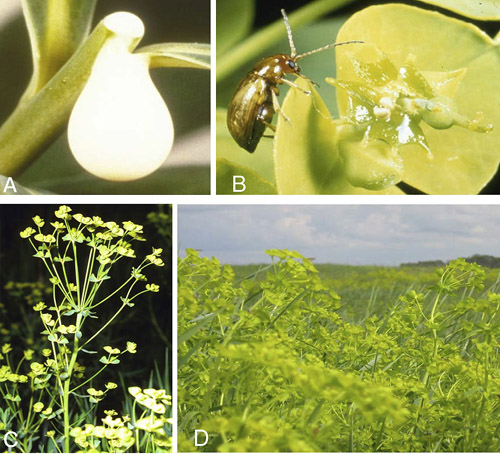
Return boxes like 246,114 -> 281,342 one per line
178,249 -> 500,452
0,205 -> 169,453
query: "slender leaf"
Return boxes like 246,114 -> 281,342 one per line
179,311 -> 221,344
138,43 -> 210,70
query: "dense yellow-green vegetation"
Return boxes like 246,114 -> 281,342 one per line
178,250 -> 500,452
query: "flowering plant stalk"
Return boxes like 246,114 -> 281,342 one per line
0,205 -> 168,453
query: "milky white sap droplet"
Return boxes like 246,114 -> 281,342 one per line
68,12 -> 174,181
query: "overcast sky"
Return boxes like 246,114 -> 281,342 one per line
177,205 -> 500,265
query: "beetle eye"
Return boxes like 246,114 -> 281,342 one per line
287,60 -> 295,69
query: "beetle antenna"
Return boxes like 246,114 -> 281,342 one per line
281,9 -> 298,58
296,40 -> 364,60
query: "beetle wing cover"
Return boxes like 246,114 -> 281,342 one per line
227,74 -> 269,152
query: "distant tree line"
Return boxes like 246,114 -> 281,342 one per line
400,254 -> 500,268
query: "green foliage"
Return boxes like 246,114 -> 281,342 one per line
217,0 -> 500,194
0,206 -> 171,453
178,250 -> 500,452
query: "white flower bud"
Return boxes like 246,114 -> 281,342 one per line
68,12 -> 174,181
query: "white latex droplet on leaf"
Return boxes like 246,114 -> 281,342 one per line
68,12 -> 174,181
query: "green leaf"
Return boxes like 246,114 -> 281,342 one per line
137,43 -> 210,70
179,311 -> 222,344
89,273 -> 110,283
21,0 -> 97,99
336,4 -> 500,194
216,158 -> 277,194
217,0 -> 254,55
53,255 -> 73,263
415,0 -> 500,20
99,355 -> 109,364
178,341 -> 203,368
276,78 -> 403,194
5,394 -> 21,403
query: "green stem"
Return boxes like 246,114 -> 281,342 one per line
470,341 -> 490,449
63,312 -> 83,453
63,379 -> 71,453
70,363 -> 107,394
38,0 -> 72,92
88,249 -> 148,309
217,0 -> 356,82
47,433 -> 63,454
90,275 -> 135,308
430,293 -> 441,323
81,242 -> 97,306
348,402 -> 355,452
414,291 -> 443,432
71,241 -> 81,308
80,301 -> 129,349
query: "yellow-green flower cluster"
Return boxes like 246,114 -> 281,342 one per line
70,410 -> 135,451
128,386 -> 171,414
146,248 -> 164,266
0,365 -> 28,383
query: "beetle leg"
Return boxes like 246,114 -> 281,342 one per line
261,121 -> 276,132
271,89 -> 292,124
282,78 -> 311,95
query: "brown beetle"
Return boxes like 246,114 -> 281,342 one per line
227,9 -> 362,153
